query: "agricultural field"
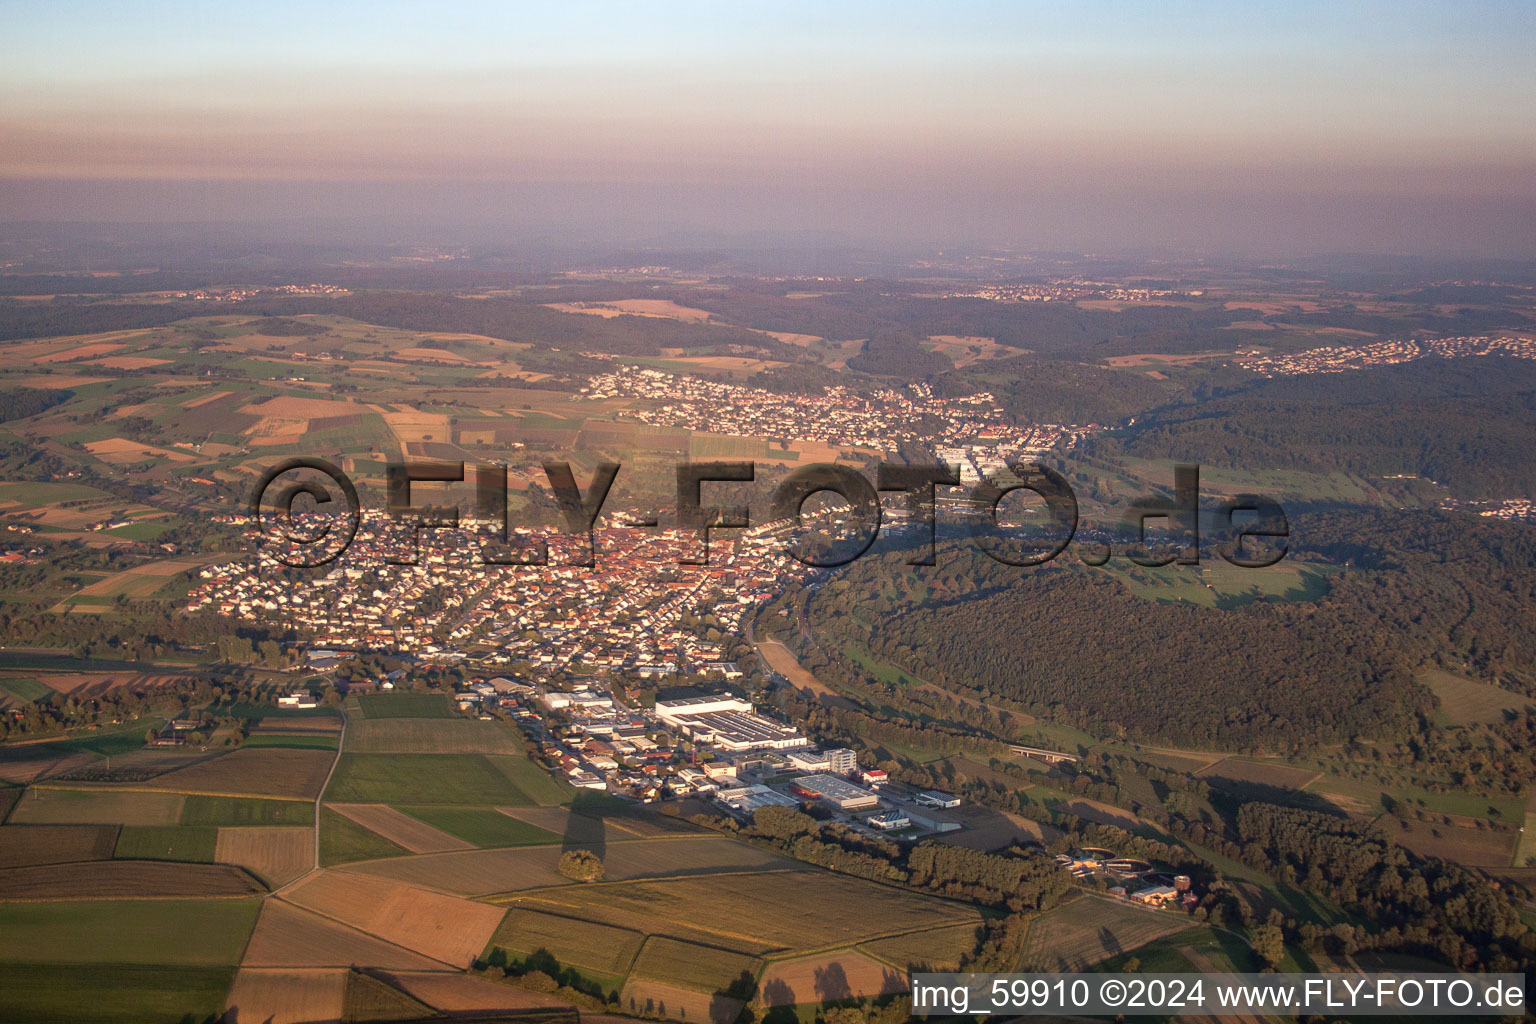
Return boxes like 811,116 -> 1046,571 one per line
319,805 -> 411,866
1378,815 -> 1520,868
0,898 -> 261,964
281,869 -> 507,967
858,922 -> 983,971
628,935 -> 761,995
488,907 -> 645,978
0,823 -> 119,867
345,716 -> 522,754
239,899 -> 445,971
1419,668 -> 1531,727
398,805 -> 561,848
757,950 -> 907,1007
213,826 -> 314,888
0,859 -> 263,899
352,835 -> 796,897
1196,757 -> 1321,797
355,691 -> 456,719
8,787 -> 185,825
327,803 -> 476,854
1019,896 -> 1191,971
324,752 -> 537,805
500,867 -> 983,956
225,967 -> 347,1024
0,963 -> 238,1024
112,824 -> 218,862
132,746 -> 335,799
180,794 -> 313,827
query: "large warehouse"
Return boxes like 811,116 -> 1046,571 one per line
791,774 -> 881,811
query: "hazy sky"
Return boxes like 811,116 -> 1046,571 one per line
3,1 -> 1534,255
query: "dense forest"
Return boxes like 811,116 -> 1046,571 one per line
1089,357 -> 1536,498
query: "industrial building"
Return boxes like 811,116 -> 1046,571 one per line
791,774 -> 881,811
715,784 -> 801,814
656,694 -> 808,751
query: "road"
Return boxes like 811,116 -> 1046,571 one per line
275,704 -> 347,895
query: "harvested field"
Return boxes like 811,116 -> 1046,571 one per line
630,935 -> 761,993
216,827 -> 314,888
144,746 -> 336,799
497,806 -> 612,845
355,692 -> 454,719
936,805 -> 1062,852
506,868 -> 980,955
351,837 -> 796,898
250,716 -> 343,735
9,788 -> 185,825
327,803 -> 476,854
226,967 -> 347,1024
619,978 -> 740,1024
87,355 -> 171,369
758,640 -> 840,699
0,748 -> 97,786
1054,799 -> 1157,833
0,824 -> 118,867
0,859 -> 263,899
382,970 -> 582,1016
859,923 -> 981,971
83,437 -> 196,464
757,950 -> 906,1006
489,907 -> 644,976
240,395 -> 360,419
342,969 -> 440,1021
345,717 -> 521,754
282,870 -> 506,968
239,899 -> 444,971
1020,896 -> 1189,970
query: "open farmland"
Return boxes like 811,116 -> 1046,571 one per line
136,746 -> 336,799
1197,757 -> 1322,797
0,898 -> 261,964
345,717 -> 522,754
327,803 -> 477,854
113,824 -> 218,862
9,788 -> 185,825
619,977 -> 742,1024
239,899 -> 445,971
0,963 -> 238,1024
1380,816 -> 1519,867
1420,668 -> 1532,726
0,859 -> 263,899
324,752 -> 534,805
281,869 -> 507,968
757,949 -> 907,1006
502,867 -> 983,955
180,794 -> 313,827
319,806 -> 411,866
351,835 -> 796,897
0,825 -> 119,868
628,935 -> 761,994
489,907 -> 645,977
214,827 -> 314,888
225,967 -> 347,1024
355,692 -> 456,718
379,970 -> 582,1018
858,922 -> 982,971
1020,896 -> 1192,970
398,805 -> 560,848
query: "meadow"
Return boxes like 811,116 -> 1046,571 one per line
325,752 -> 535,805
1019,896 -> 1191,971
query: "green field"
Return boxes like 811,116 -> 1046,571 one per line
0,899 -> 260,965
1419,668 -> 1530,727
356,692 -> 455,719
486,753 -> 574,806
325,752 -> 535,805
112,825 -> 218,862
0,482 -> 110,505
399,806 -> 560,847
1019,896 -> 1190,971
242,733 -> 340,750
319,806 -> 409,866
0,677 -> 50,703
0,963 -> 237,1024
345,717 -> 520,754
179,794 -> 313,827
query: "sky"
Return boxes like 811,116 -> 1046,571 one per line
2,1 -> 1534,256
